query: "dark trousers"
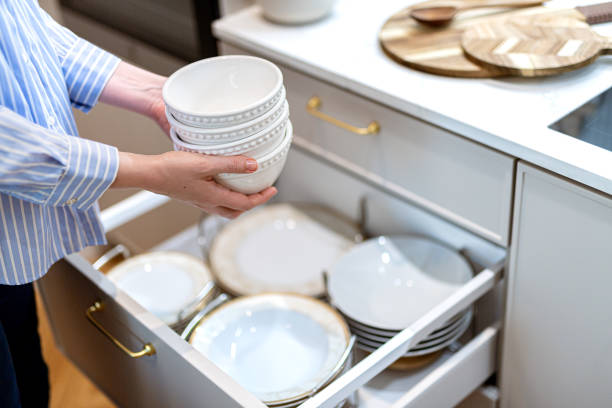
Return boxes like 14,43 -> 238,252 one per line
0,283 -> 49,408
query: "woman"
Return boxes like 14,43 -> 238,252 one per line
0,1 -> 276,406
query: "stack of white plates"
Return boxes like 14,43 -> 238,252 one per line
163,55 -> 291,194
327,235 -> 474,362
189,293 -> 353,407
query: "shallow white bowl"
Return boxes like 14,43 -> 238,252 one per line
189,293 -> 350,404
328,235 -> 473,331
256,0 -> 336,24
163,55 -> 283,128
215,121 -> 293,194
169,91 -> 287,145
170,103 -> 288,157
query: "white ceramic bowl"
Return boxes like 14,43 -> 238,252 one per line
328,235 -> 474,331
171,105 -> 289,157
163,55 -> 284,128
169,91 -> 287,145
215,121 -> 293,194
189,293 -> 350,405
256,0 -> 337,24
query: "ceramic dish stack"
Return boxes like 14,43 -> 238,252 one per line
163,55 -> 292,194
188,293 -> 355,407
327,235 -> 475,370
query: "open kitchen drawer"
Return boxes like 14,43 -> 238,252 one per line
37,135 -> 506,408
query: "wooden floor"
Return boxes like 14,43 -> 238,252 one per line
36,289 -> 116,408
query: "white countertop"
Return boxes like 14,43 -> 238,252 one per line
213,0 -> 612,195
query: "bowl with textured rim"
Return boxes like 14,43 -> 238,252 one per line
163,55 -> 283,128
215,121 -> 293,194
170,105 -> 288,158
167,89 -> 287,145
170,99 -> 288,155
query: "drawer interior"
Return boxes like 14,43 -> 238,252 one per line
41,142 -> 506,408
148,219 -> 500,408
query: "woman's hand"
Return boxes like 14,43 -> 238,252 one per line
112,151 -> 277,218
101,62 -> 277,218
149,95 -> 171,136
100,61 -> 171,137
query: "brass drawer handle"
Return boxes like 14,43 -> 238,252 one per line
86,301 -> 156,358
306,96 -> 380,135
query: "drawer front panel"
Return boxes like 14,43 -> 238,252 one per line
38,256 -> 265,408
220,43 -> 514,246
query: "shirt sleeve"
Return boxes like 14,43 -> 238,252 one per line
39,10 -> 121,113
0,106 -> 119,210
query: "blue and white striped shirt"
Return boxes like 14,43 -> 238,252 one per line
0,0 -> 121,285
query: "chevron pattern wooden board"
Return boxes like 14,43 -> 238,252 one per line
379,3 -> 588,77
461,23 -> 612,76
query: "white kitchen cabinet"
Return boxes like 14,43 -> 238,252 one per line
38,139 -> 506,408
500,163 -> 612,408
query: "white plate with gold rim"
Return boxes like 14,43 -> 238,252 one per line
107,251 -> 213,326
328,235 -> 474,331
189,293 -> 351,405
209,203 -> 359,297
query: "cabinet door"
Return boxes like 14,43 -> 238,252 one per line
500,163 -> 612,408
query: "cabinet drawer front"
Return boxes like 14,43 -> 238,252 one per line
220,41 -> 513,246
38,256 -> 265,408
282,66 -> 514,246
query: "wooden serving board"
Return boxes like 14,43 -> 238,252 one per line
379,2 -> 589,77
462,23 -> 612,76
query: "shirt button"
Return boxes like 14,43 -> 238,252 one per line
64,198 -> 78,205
22,52 -> 29,63
47,116 -> 56,126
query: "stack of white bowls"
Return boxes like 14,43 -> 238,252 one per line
163,55 -> 292,194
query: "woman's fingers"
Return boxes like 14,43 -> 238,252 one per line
202,155 -> 259,176
212,189 -> 277,218
211,206 -> 244,219
210,183 -> 277,211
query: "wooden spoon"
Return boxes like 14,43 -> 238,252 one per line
410,0 -> 545,26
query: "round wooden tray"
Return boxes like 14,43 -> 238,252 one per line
379,3 -> 587,78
